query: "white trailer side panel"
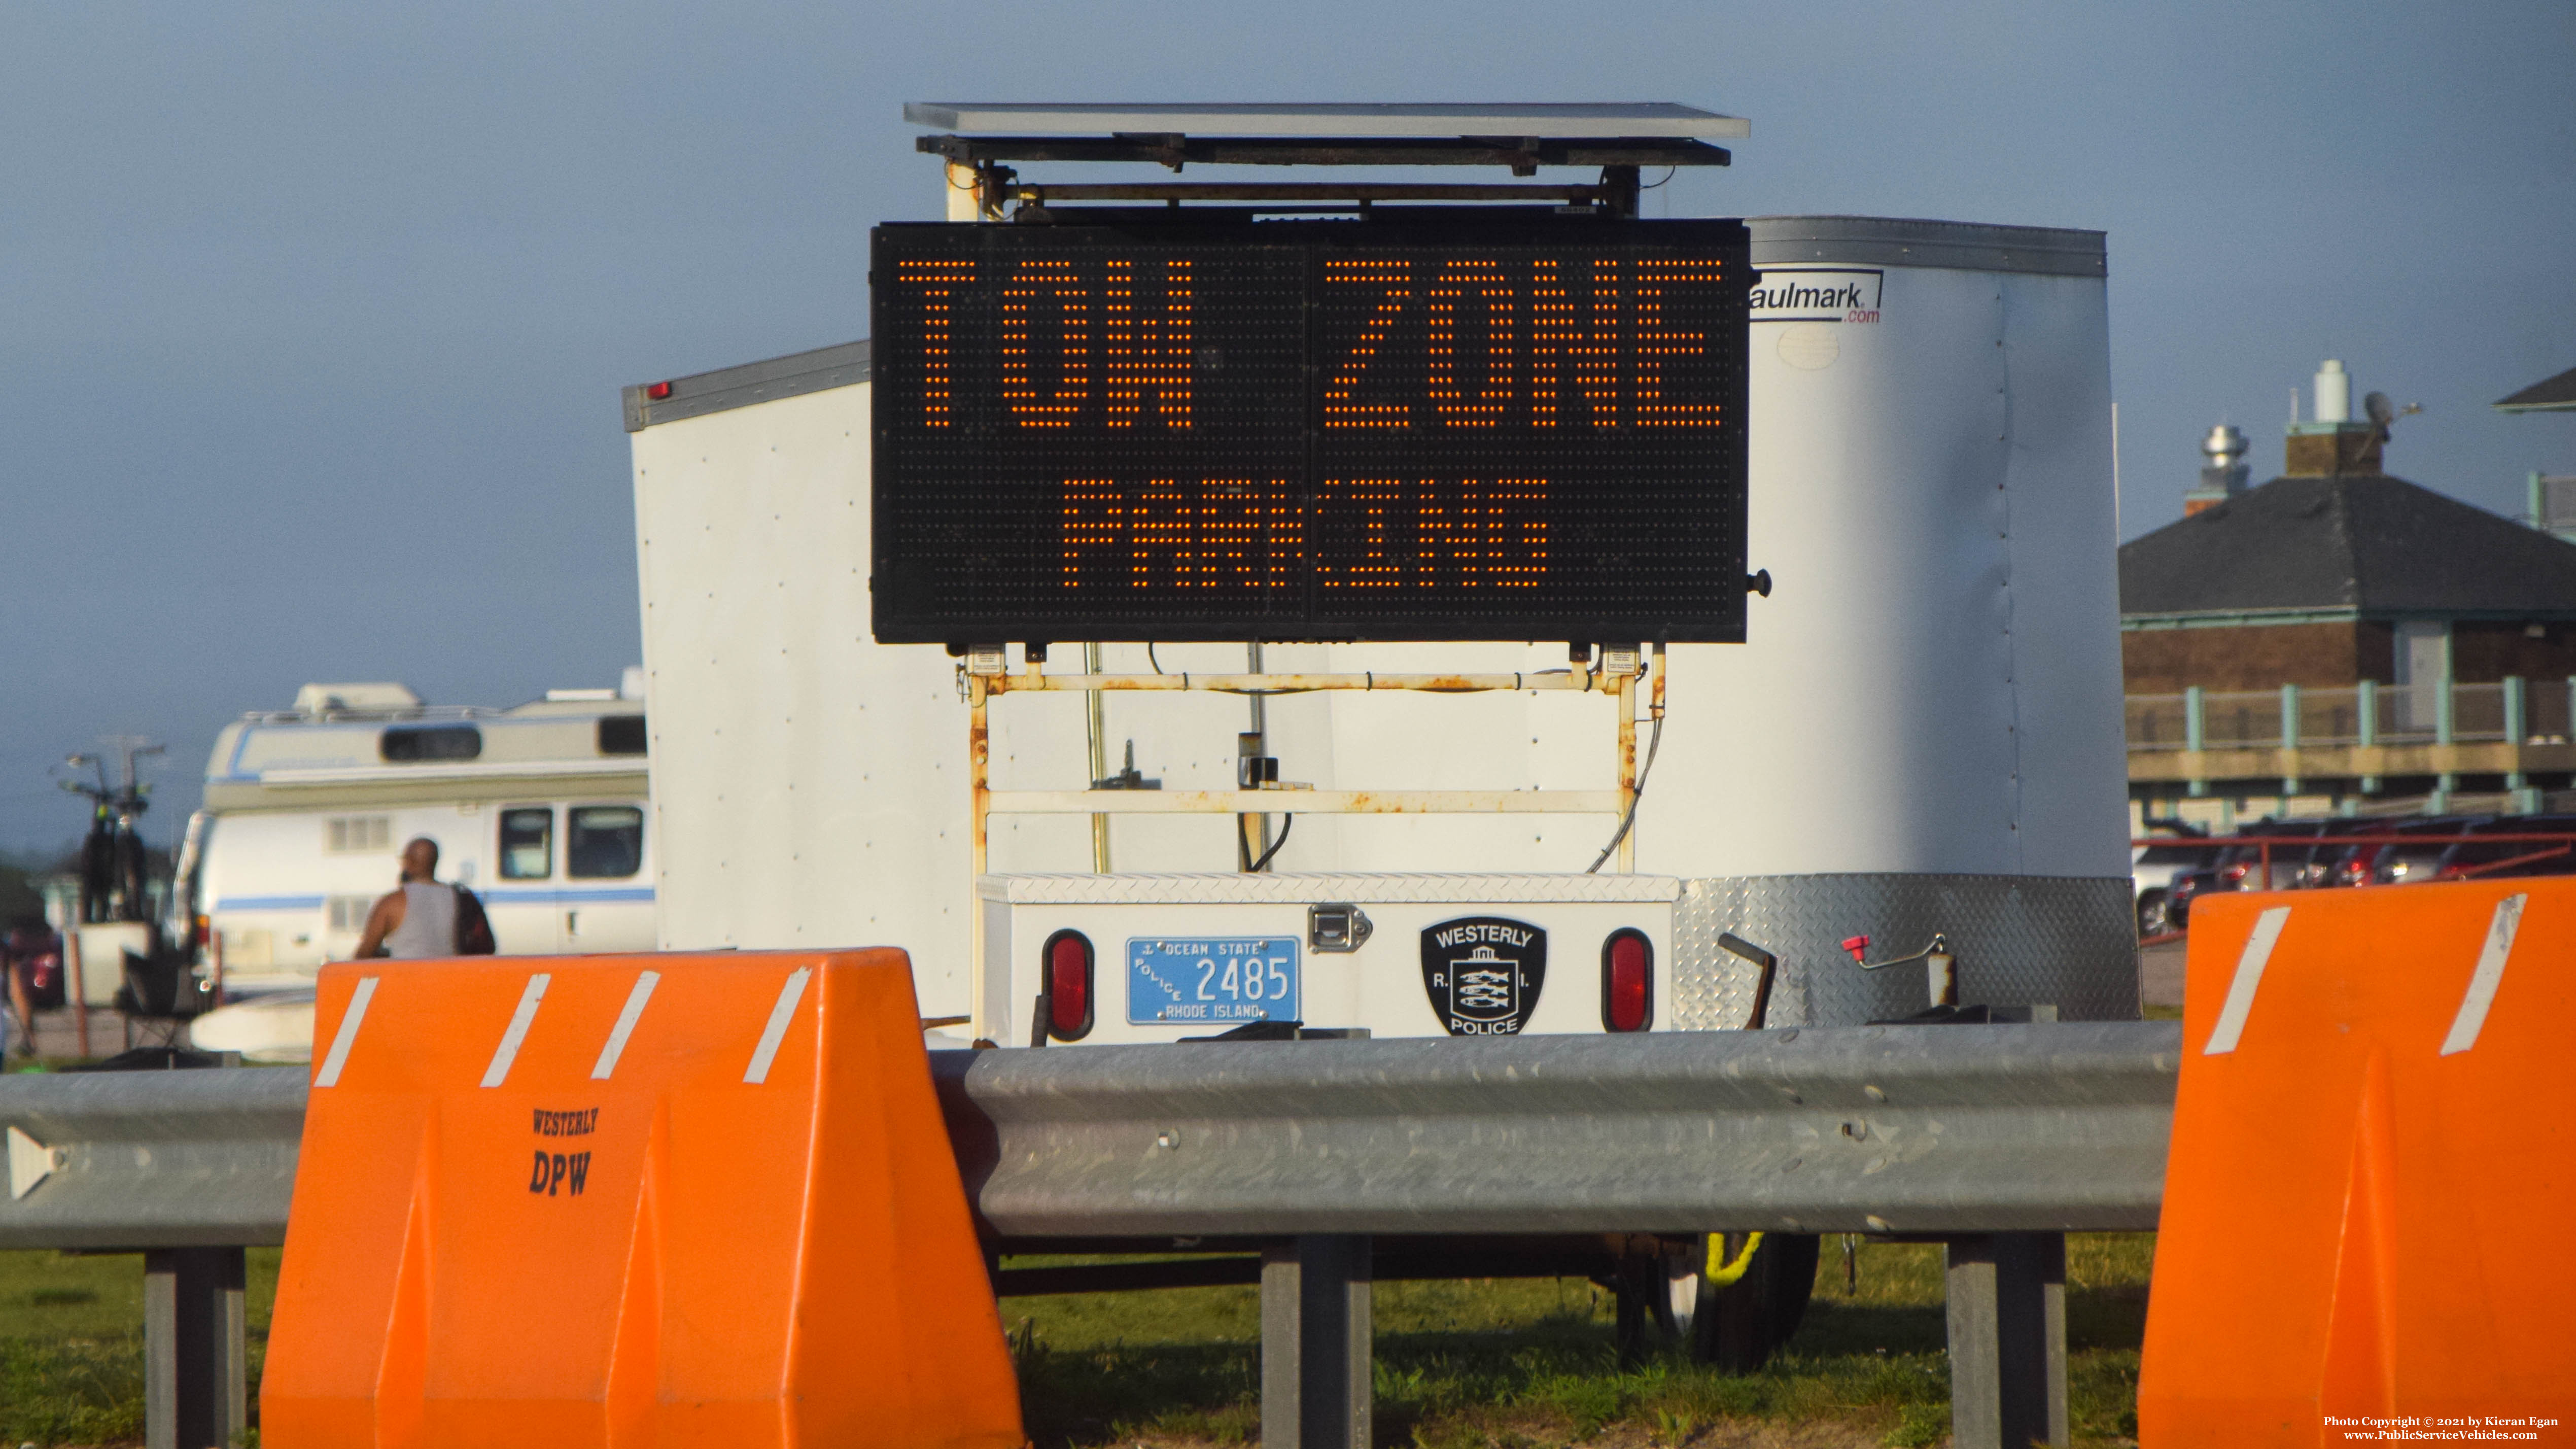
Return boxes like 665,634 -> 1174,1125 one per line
631,376 -> 973,1011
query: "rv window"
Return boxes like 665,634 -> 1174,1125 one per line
326,816 -> 392,854
597,715 -> 647,756
382,725 -> 482,762
568,806 -> 644,879
500,808 -> 553,880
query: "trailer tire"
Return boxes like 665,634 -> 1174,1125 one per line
1688,1232 -> 1820,1372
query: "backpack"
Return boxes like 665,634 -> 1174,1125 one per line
452,886 -> 497,955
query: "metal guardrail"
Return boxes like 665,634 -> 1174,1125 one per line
1,1024 -> 2179,1250
1,1022 -> 2181,1449
0,1066 -> 302,1250
934,1022 -> 2180,1238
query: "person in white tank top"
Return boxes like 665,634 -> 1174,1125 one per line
355,837 -> 461,959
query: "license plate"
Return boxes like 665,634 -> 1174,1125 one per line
1126,937 -> 1300,1026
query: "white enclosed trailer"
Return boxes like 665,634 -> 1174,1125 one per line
624,214 -> 2135,1038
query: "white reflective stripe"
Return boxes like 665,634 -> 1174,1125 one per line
2203,906 -> 2290,1055
2441,894 -> 2526,1056
313,977 -> 379,1088
480,974 -> 551,1088
590,970 -> 661,1080
744,967 -> 812,1085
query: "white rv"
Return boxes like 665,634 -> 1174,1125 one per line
185,679 -> 656,994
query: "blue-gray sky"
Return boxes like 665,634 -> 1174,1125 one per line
5,1 -> 2572,850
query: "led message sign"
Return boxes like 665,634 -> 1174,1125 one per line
870,213 -> 1749,644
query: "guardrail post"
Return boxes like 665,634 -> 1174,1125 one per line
1263,1235 -> 1372,1449
2183,686 -> 2206,798
1945,1233 -> 2067,1449
145,1246 -> 247,1449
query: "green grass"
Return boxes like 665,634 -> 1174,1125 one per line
0,1247 -> 282,1448
0,1237 -> 2155,1447
1003,1234 -> 2155,1447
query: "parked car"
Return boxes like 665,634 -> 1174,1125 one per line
2369,815 -> 2500,885
2217,819 -> 2337,892
2314,817 -> 2419,888
2162,819 -> 2335,931
2132,823 -> 2215,937
2395,815 -> 2576,884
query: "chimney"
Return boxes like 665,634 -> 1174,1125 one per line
2184,423 -> 2249,515
2285,359 -> 2384,475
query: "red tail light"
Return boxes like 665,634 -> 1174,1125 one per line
644,380 -> 674,400
194,914 -> 211,947
1043,929 -> 1094,1041
2222,863 -> 2249,885
1601,928 -> 1653,1033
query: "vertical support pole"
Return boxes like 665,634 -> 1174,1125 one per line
145,1246 -> 246,1449
1944,1233 -> 2067,1449
2503,675 -> 2530,797
1246,642 -> 1272,868
66,926 -> 92,1059
1598,164 -> 1642,218
2279,682 -> 2301,799
944,161 -> 982,222
2433,661 -> 2456,810
1616,663 -> 1639,873
1084,643 -> 1111,872
2183,685 -> 2206,798
967,676 -> 992,1038
2357,677 -> 2381,796
1261,1244 -> 1301,1442
1262,1235 -> 1372,1449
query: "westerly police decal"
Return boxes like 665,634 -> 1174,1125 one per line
1420,917 -> 1547,1036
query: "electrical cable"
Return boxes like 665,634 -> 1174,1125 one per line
1147,642 -> 1165,674
1586,710 -> 1664,874
1249,813 -> 1294,873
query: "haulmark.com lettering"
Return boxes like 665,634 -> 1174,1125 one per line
1749,268 -> 1885,323
1751,281 -> 1869,312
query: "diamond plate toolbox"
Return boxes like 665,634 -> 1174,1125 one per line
1670,873 -> 2139,1029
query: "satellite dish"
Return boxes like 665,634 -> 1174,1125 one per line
2362,391 -> 2422,443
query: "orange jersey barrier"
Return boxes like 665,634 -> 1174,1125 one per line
2140,880 -> 2576,1443
261,951 -> 1023,1449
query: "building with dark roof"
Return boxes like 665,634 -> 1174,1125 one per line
2495,364 -> 2576,414
2122,361 -> 2576,820
2120,470 -> 2576,693
2494,364 -> 2576,542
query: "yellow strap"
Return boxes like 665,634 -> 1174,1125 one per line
1703,1230 -> 1764,1286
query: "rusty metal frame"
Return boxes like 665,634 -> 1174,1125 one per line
962,652 -> 1659,1036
